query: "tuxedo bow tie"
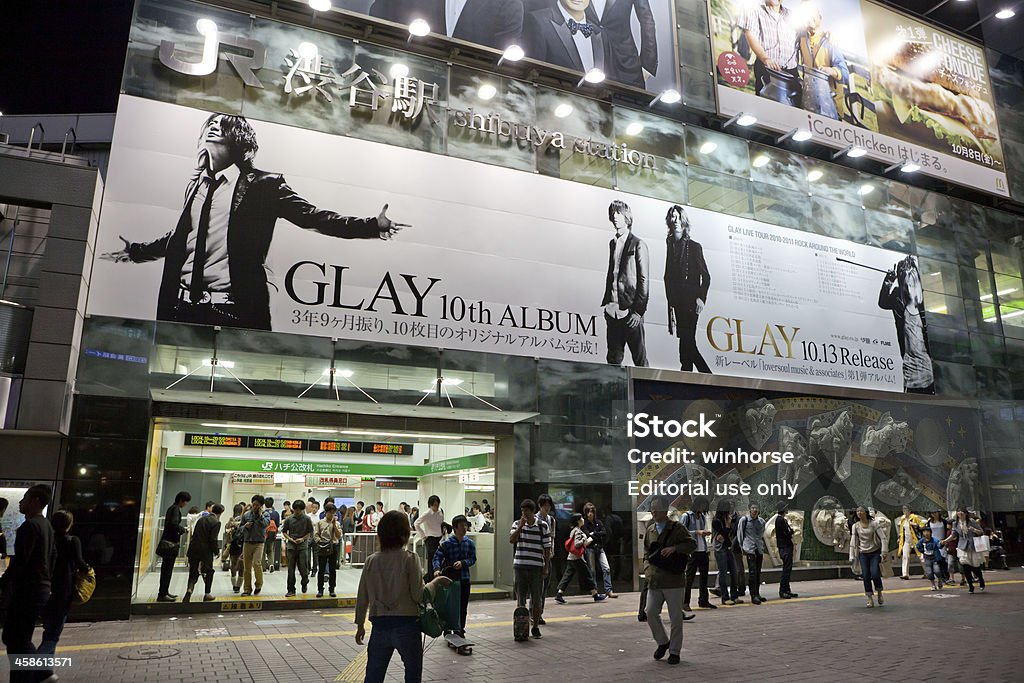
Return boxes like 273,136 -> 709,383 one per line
567,18 -> 595,38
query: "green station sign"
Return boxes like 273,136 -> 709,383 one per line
165,452 -> 490,477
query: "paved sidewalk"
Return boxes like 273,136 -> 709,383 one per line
4,573 -> 1023,682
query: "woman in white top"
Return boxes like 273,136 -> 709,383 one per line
848,506 -> 889,607
942,507 -> 986,594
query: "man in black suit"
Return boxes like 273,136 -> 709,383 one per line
183,503 -> 223,603
102,113 -> 407,330
664,205 -> 711,373
602,199 -> 649,367
586,0 -> 658,87
525,0 -> 611,78
368,0 -> 525,50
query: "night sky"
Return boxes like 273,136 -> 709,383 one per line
0,0 -> 135,114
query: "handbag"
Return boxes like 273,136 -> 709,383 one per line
156,539 -> 178,558
316,539 -> 334,557
419,595 -> 443,638
564,535 -> 586,558
973,535 -> 991,553
647,541 -> 688,574
73,567 -> 97,604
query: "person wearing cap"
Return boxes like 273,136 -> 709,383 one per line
433,514 -> 477,638
642,496 -> 697,666
774,501 -> 798,599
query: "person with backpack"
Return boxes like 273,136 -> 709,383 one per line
737,502 -> 769,604
282,499 -> 314,596
642,496 -> 697,666
314,502 -> 343,598
36,510 -> 90,679
183,503 -> 223,603
220,503 -> 245,593
554,513 -> 602,604
263,496 -> 281,573
681,496 -> 715,611
240,495 -> 270,596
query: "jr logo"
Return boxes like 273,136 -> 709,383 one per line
261,461 -> 274,471
158,18 -> 266,88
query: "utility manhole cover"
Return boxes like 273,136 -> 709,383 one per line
119,647 -> 181,660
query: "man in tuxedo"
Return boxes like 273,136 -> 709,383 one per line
664,205 -> 711,373
525,0 -> 611,78
368,0 -> 525,50
586,0 -> 658,88
601,199 -> 649,367
101,113 -> 407,330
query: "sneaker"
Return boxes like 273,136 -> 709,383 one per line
682,603 -> 694,612
866,594 -> 874,608
654,643 -> 669,660
979,586 -> 985,592
253,588 -> 261,596
900,575 -> 910,580
758,595 -> 768,602
538,617 -> 546,625
182,591 -> 192,603
554,593 -> 566,604
932,585 -> 938,591
156,595 -> 176,603
667,654 -> 680,665
531,626 -> 542,639
329,592 -> 337,598
285,592 -> 296,597
733,598 -> 744,604
203,594 -> 215,602
697,602 -> 717,609
969,587 -> 975,594
316,592 -> 324,598
723,599 -> 735,606
682,612 -> 696,621
594,594 -> 607,602
877,592 -> 884,605
607,591 -> 619,598
751,596 -> 762,605
232,586 -> 240,593
241,592 -> 252,597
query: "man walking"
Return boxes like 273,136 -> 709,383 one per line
157,490 -> 191,602
240,494 -> 270,596
433,514 -> 477,638
510,499 -> 552,639
775,501 -> 799,599
282,499 -> 314,596
643,496 -> 696,666
584,502 -> 614,599
0,485 -> 54,683
682,496 -> 716,611
737,503 -> 768,604
183,503 -> 223,603
601,199 -> 650,367
536,494 -> 557,624
264,496 -> 281,573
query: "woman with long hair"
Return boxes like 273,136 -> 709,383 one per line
221,502 -> 245,592
38,510 -> 91,679
355,511 -> 450,683
712,502 -> 740,605
849,506 -> 888,607
942,508 -> 986,594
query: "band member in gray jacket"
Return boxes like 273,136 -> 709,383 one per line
601,199 -> 649,367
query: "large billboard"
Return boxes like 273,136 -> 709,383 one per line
332,0 -> 680,94
90,94 -> 935,393
710,0 -> 1009,197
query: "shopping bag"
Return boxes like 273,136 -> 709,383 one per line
73,567 -> 97,604
973,535 -> 991,553
431,579 -> 462,632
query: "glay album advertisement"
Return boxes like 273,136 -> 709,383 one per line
710,0 -> 1009,197
89,95 -> 934,393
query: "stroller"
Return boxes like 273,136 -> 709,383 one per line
421,578 -> 473,655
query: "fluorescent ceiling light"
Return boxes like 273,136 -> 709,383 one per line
625,121 -> 645,136
996,9 -> 1016,19
199,423 -> 337,433
792,130 -> 812,142
807,169 -> 824,182
338,369 -> 355,378
901,161 -> 921,173
858,183 -> 874,196
477,84 -> 497,100
79,467 -> 88,475
736,114 -> 758,126
986,308 -> 1024,322
309,0 -> 332,11
980,288 -> 1019,301
699,141 -> 717,154
501,44 -> 525,62
752,154 -> 770,168
337,429 -> 463,439
847,146 -> 867,158
554,103 -> 574,118
389,63 -> 409,79
582,68 -> 606,84
441,377 -> 464,385
408,18 -> 431,36
201,359 -> 234,368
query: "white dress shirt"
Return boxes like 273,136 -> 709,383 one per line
557,3 -> 596,74
181,163 -> 239,293
604,231 -> 630,319
446,0 -> 469,36
414,507 -> 444,539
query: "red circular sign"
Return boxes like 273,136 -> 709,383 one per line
717,51 -> 750,88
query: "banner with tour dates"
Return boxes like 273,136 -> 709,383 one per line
89,95 -> 933,393
710,0 -> 1008,197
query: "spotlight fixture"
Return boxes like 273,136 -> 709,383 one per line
699,141 -> 717,154
792,130 -> 813,142
858,183 -> 874,196
649,89 -> 682,107
308,0 -> 332,11
498,44 -> 525,65
832,144 -> 866,160
807,169 -> 824,182
554,103 -> 574,118
625,121 -> 645,136
752,154 -> 770,168
196,18 -> 217,35
478,83 -> 497,100
389,63 -> 409,79
884,158 -> 921,174
579,68 -> 606,85
408,18 -> 431,37
723,112 -> 757,128
996,8 -> 1015,19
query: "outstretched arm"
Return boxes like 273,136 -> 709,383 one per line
100,231 -> 174,263
275,178 -> 409,240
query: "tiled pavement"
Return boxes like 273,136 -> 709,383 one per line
4,572 -> 1024,682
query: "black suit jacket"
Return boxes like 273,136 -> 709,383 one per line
188,514 -> 222,560
368,0 -> 525,50
602,231 -> 649,317
524,6 -> 610,77
127,166 -> 381,331
664,237 -> 710,322
588,0 -> 657,87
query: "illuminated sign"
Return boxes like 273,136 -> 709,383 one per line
185,433 -> 245,448
185,434 -> 413,455
375,477 -> 418,490
364,442 -> 414,456
313,440 -> 359,453
250,437 -> 305,450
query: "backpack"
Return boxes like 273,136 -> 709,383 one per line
267,518 -> 278,534
229,522 -> 245,555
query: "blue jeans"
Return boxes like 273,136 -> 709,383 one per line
859,551 -> 883,594
921,556 -> 940,583
588,548 -> 612,594
714,549 -> 738,601
365,616 -> 422,683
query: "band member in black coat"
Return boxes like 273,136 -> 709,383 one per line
525,0 -> 611,78
601,200 -> 649,367
368,0 -> 525,50
586,0 -> 658,87
101,113 -> 407,330
664,205 -> 711,373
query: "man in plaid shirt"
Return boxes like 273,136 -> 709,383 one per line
432,514 -> 477,637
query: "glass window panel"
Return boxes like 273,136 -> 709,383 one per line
975,368 -> 1013,400
874,183 -> 924,222
925,325 -> 971,365
921,293 -> 965,329
77,317 -> 156,398
960,266 -> 995,301
684,128 -> 748,177
808,197 -> 866,243
675,0 -> 710,34
989,241 -> 1022,276
933,360 -> 977,397
991,273 -> 1023,307
751,181 -> 809,230
678,28 -> 712,74
687,165 -> 752,217
680,65 -> 716,114
748,143 -> 807,192
612,106 -> 687,202
919,258 -> 962,298
914,223 -> 957,263
440,349 -> 537,413
970,332 -> 1006,368
536,360 -> 627,427
949,199 -> 986,235
964,297 -> 1002,336
864,209 -> 913,252
998,300 -> 1024,339
806,162 -> 860,206
918,192 -> 953,230
534,87 -> 614,188
446,67 -> 537,172
332,339 -> 440,404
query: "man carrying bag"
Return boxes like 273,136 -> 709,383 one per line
642,496 -> 697,666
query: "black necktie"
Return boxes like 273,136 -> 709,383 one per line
189,175 -> 218,302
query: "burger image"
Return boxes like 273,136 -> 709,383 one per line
872,41 -> 998,157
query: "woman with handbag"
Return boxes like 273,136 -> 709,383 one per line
942,508 -> 987,594
220,503 -> 245,593
849,506 -> 889,607
355,510 -> 451,683
315,502 -> 343,598
38,510 -> 91,679
554,513 -> 601,604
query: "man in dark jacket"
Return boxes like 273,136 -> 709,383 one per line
601,199 -> 649,367
157,490 -> 191,602
525,0 -> 613,79
586,0 -> 658,87
664,205 -> 711,373
369,0 -> 525,50
184,503 -> 224,603
101,113 -> 408,330
643,497 -> 697,666
775,501 -> 799,599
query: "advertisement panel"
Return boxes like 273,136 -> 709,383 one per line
710,0 -> 1009,196
330,0 -> 680,94
90,95 -> 934,393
